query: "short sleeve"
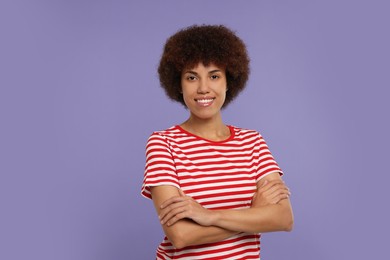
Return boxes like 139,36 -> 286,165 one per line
255,133 -> 283,182
141,132 -> 180,199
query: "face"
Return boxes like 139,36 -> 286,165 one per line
181,62 -> 227,121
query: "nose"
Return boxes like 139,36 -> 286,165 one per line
197,78 -> 210,94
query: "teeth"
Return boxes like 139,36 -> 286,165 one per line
196,99 -> 214,103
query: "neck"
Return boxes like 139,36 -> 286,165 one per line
180,114 -> 230,141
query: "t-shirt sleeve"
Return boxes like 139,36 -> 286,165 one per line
255,132 -> 283,182
141,132 -> 180,200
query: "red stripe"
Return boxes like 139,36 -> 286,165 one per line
180,176 -> 254,187
146,160 -> 175,168
145,167 -> 176,174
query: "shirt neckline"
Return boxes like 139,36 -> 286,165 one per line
175,125 -> 235,144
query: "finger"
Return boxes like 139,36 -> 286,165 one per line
265,188 -> 291,203
267,180 -> 288,191
160,196 -> 188,209
159,200 -> 189,219
265,183 -> 289,194
259,181 -> 287,195
160,204 -> 184,223
160,204 -> 188,225
263,184 -> 289,197
165,211 -> 188,226
272,192 -> 291,204
258,179 -> 284,192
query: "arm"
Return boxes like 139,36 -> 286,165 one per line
160,172 -> 294,234
150,185 -> 238,249
212,172 -> 294,233
212,201 -> 292,233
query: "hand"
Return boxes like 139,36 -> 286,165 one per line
252,179 -> 291,208
159,190 -> 215,227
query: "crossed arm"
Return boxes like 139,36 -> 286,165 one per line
150,172 -> 294,249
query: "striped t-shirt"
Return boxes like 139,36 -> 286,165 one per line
141,125 -> 282,260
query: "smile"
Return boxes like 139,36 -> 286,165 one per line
195,98 -> 215,106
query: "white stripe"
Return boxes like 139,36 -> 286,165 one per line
192,188 -> 254,199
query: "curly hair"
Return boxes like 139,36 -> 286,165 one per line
158,24 -> 250,108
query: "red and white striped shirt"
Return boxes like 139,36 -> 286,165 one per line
141,125 -> 282,260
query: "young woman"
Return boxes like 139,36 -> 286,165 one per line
141,25 -> 293,260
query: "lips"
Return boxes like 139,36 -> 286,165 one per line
195,98 -> 215,107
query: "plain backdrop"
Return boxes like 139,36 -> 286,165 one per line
1,0 -> 389,259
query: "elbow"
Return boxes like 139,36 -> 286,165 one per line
283,218 -> 294,232
271,203 -> 293,232
171,238 -> 186,250
282,210 -> 294,232
167,229 -> 188,250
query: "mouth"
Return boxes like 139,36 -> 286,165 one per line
195,98 -> 215,107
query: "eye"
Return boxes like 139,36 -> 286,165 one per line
210,74 -> 220,80
186,75 -> 197,81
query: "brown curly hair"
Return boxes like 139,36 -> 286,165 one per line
158,24 -> 250,108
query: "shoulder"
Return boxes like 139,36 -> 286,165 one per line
148,125 -> 186,139
146,125 -> 188,146
230,125 -> 263,140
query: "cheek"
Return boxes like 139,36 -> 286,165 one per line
181,91 -> 192,108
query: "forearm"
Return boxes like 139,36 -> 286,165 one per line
164,219 -> 238,249
151,185 -> 238,249
212,199 -> 293,233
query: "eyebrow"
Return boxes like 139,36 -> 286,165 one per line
183,69 -> 222,75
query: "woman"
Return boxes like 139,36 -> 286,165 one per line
141,25 -> 293,259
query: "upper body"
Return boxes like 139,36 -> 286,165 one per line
141,25 -> 293,259
142,125 -> 292,259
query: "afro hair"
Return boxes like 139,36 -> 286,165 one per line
158,24 -> 250,108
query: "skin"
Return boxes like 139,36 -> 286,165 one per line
180,62 -> 229,141
150,62 -> 294,249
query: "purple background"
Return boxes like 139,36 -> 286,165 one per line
1,0 -> 389,259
